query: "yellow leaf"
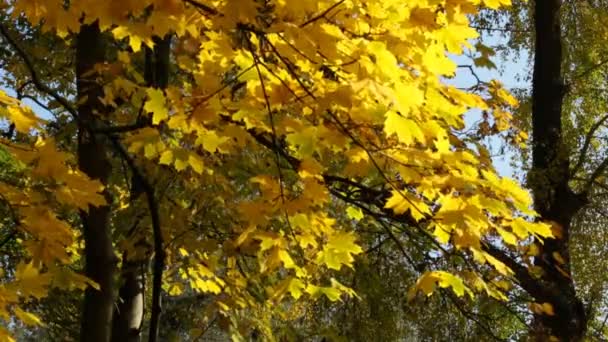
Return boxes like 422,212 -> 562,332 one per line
542,302 -> 555,316
188,154 -> 204,174
298,158 -> 324,180
435,135 -> 451,154
166,283 -> 184,296
384,190 -> 430,222
278,250 -> 296,269
286,127 -> 318,158
511,218 -> 552,239
174,157 -> 188,171
144,143 -> 157,159
288,278 -> 305,300
530,302 -> 555,316
317,231 -> 363,270
305,284 -> 342,302
346,206 -> 364,221
552,252 -> 565,265
144,88 -> 168,124
159,150 -> 173,165
193,277 -> 222,294
409,271 -> 471,299
111,26 -> 149,52
15,262 -> 51,299
483,0 -> 511,9
483,251 -> 513,276
196,129 -> 229,153
14,307 -> 43,326
6,106 -> 43,133
497,228 -> 518,246
384,111 -> 425,145
0,327 -> 15,342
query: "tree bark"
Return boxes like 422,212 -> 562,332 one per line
529,0 -> 587,340
77,21 -> 116,342
111,252 -> 145,342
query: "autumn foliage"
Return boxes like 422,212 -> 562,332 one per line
0,0 -> 552,340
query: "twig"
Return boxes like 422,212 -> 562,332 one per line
182,0 -> 221,16
572,114 -> 608,175
300,0 -> 345,27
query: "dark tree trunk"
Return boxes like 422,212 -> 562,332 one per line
529,0 -> 587,340
77,21 -> 116,342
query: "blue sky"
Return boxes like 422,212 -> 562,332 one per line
451,31 -> 530,179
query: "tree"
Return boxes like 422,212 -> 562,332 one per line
0,0 -> 552,340
468,1 -> 608,339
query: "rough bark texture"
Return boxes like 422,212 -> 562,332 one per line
111,34 -> 171,342
77,22 -> 116,342
529,0 -> 587,340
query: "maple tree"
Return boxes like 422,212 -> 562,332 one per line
0,0 -> 574,340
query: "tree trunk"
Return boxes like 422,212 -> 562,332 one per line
529,0 -> 587,340
111,34 -> 171,342
112,253 -> 145,342
77,21 -> 116,342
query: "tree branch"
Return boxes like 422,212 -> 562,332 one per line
572,114 -> 608,176
583,154 -> 608,193
571,57 -> 608,84
182,0 -> 221,16
300,0 -> 345,27
481,242 -> 548,303
105,135 -> 164,342
0,23 -> 78,118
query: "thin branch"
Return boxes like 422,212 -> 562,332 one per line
94,122 -> 147,134
263,37 -> 317,100
300,0 -> 345,27
182,0 -> 221,16
469,25 -> 532,34
457,64 -> 483,87
105,135 -> 164,342
572,114 -> 608,175
481,242 -> 548,303
443,289 -> 507,342
584,154 -> 608,193
571,57 -> 608,83
0,230 -> 17,249
0,23 -> 78,118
